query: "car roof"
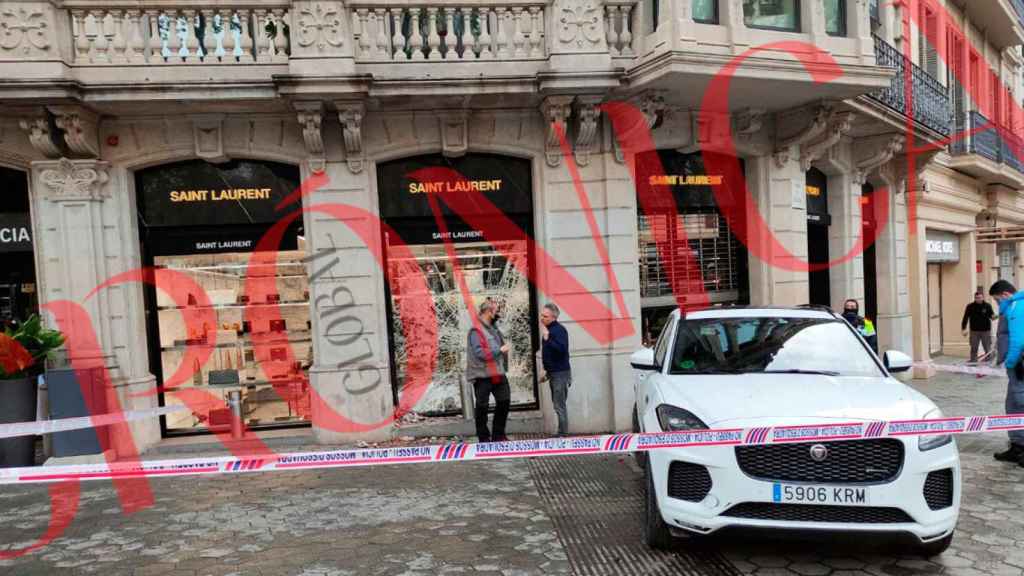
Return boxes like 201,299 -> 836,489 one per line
670,305 -> 838,321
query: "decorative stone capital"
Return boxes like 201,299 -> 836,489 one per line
37,158 -> 110,202
854,134 -> 905,185
0,6 -> 53,58
541,96 -> 574,167
18,112 -> 61,159
612,92 -> 666,164
336,101 -> 365,174
774,104 -> 831,168
556,0 -> 604,50
574,95 -> 602,167
800,111 -> 855,171
733,108 -> 766,139
50,105 -> 100,158
295,101 -> 325,174
440,110 -> 469,158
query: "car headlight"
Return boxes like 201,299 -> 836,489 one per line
656,405 -> 708,431
919,408 -> 953,451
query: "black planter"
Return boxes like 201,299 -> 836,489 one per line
0,376 -> 38,468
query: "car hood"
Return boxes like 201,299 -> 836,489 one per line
655,374 -> 937,427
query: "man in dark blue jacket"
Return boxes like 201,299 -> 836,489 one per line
540,303 -> 571,436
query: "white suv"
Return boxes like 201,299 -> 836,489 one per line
630,307 -> 960,556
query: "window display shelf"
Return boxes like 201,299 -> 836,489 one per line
160,333 -> 313,352
157,300 -> 309,311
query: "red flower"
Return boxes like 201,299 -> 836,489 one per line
0,333 -> 34,377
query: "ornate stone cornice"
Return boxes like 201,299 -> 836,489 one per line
50,105 -> 100,158
541,95 -> 573,167
294,101 -> 325,173
37,158 -> 110,202
774,104 -> 830,168
733,107 -> 766,139
336,101 -> 364,173
574,95 -> 602,167
855,135 -> 905,185
18,114 -> 61,159
800,111 -> 855,171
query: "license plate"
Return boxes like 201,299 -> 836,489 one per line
772,483 -> 869,505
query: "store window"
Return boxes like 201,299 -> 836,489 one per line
377,153 -> 538,416
0,167 -> 36,330
693,0 -> 718,24
742,0 -> 799,32
637,150 -> 750,344
135,160 -> 307,435
825,0 -> 845,36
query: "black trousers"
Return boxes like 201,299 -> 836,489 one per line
473,375 -> 511,442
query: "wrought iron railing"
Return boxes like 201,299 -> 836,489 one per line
951,111 -> 1024,175
868,35 -> 951,137
970,111 -> 1001,162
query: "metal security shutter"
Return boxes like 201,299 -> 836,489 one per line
638,208 -> 742,307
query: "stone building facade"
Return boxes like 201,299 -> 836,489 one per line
1,0 -> 1016,453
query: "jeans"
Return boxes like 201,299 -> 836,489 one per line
970,330 -> 992,363
548,370 -> 571,436
473,375 -> 510,442
1008,367 -> 1024,445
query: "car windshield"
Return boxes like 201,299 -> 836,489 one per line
668,317 -> 883,377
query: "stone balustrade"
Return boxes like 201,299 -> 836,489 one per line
348,2 -> 549,61
65,2 -> 291,65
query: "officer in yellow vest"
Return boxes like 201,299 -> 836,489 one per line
842,299 -> 879,354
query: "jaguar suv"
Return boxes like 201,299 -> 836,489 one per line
630,307 -> 960,556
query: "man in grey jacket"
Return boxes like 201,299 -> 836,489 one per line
466,299 -> 511,443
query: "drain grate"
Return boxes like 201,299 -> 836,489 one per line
528,454 -> 740,576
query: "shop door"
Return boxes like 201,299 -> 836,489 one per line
927,263 -> 943,355
806,168 -> 830,307
377,153 -> 538,417
861,185 -> 878,321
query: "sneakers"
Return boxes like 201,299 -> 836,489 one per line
993,444 -> 1024,462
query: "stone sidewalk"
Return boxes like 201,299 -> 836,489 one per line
0,361 -> 1022,576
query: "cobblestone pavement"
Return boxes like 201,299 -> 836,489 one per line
0,361 -> 1022,576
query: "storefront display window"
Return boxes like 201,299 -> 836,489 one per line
0,167 -> 36,331
377,153 -> 538,416
136,159 -> 307,435
742,0 -> 799,31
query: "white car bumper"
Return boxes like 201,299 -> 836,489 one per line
649,439 -> 960,542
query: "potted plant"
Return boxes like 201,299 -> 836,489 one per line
0,315 -> 65,468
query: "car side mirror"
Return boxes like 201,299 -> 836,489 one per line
630,347 -> 658,371
883,350 -> 913,373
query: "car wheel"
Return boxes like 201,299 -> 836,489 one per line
643,464 -> 674,550
632,406 -> 647,470
916,533 -> 953,557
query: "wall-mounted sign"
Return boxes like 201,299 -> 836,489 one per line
805,168 -> 828,219
0,213 -> 32,253
926,229 -> 960,263
638,150 -> 745,210
649,174 -> 725,186
806,185 -> 821,197
136,160 -> 299,228
377,153 -> 532,222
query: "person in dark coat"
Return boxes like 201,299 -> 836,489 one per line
961,290 -> 996,363
540,303 -> 571,437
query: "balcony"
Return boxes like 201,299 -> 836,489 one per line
959,0 -> 1024,49
947,111 -> 1024,188
865,36 -> 951,137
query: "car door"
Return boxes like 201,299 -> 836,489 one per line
635,317 -> 675,429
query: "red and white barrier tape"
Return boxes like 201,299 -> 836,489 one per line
0,405 -> 189,440
1,411 -> 1022,486
916,361 -> 1006,377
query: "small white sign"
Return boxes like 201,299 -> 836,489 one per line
791,180 -> 806,210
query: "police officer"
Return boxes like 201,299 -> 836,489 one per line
842,299 -> 878,354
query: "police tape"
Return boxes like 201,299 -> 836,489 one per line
914,361 -> 1006,377
0,405 -> 190,440
1,411 -> 1022,486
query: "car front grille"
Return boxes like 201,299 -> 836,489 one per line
734,439 -> 904,484
721,502 -> 914,524
667,461 -> 712,502
923,468 -> 954,510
